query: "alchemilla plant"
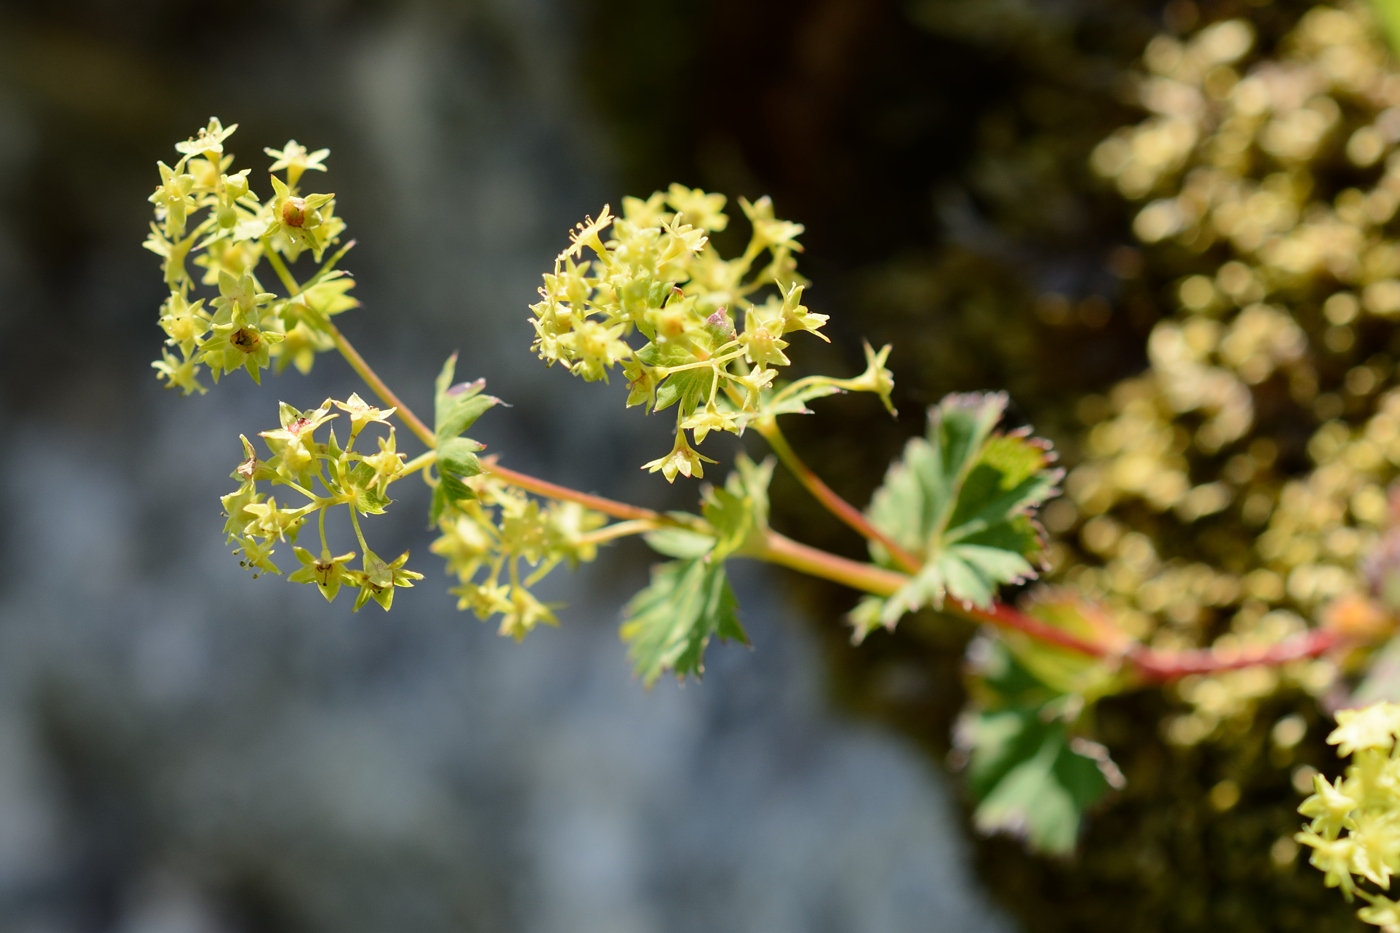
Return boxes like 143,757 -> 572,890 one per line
145,69 -> 1400,921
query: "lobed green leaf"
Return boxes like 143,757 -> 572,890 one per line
960,640 -> 1122,855
865,392 -> 1061,627
621,557 -> 748,687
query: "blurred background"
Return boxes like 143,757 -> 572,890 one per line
0,0 -> 1028,930
0,0 -> 1374,930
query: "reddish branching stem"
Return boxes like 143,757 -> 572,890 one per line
330,329 -> 1353,687
483,460 -> 681,526
1127,628 -> 1344,682
756,419 -> 924,573
960,601 -> 1111,658
761,423 -> 1354,684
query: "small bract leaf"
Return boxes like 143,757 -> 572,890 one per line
701,454 -> 774,560
644,528 -> 716,560
434,353 -> 502,445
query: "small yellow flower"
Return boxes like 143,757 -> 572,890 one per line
264,140 -> 330,187
1330,704 -> 1400,756
643,433 -> 716,482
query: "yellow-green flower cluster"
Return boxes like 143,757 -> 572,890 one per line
530,184 -> 837,481
147,119 -> 355,395
1298,703 -> 1400,929
1048,3 -> 1400,743
431,475 -> 608,639
222,394 -> 423,611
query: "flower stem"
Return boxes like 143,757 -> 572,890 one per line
482,459 -> 697,527
326,321 -> 437,449
577,519 -> 661,547
756,530 -> 909,594
348,505 -> 371,556
261,244 -> 438,451
262,241 -> 302,296
754,417 -> 922,573
399,450 -> 437,477
1127,629 -> 1344,682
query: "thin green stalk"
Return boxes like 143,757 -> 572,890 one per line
576,519 -> 662,547
348,505 -> 371,555
261,241 -> 302,295
400,450 -> 436,477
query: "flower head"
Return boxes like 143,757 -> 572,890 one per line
351,549 -> 423,611
265,140 -> 330,187
289,546 -> 356,602
1331,704 -> 1400,757
643,433 -> 715,482
175,117 -> 237,160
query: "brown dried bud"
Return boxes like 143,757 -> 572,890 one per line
281,196 -> 307,228
230,327 -> 261,353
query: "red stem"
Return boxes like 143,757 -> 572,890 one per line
960,601 -> 1113,658
1127,628 -> 1343,682
757,421 -> 1351,683
330,328 -> 1349,686
758,420 -> 924,573
484,460 -> 674,525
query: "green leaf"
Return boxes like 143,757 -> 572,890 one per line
652,367 -> 711,416
348,462 -> 391,515
621,558 -> 748,687
960,640 -> 1122,855
970,722 -> 1109,854
848,595 -> 888,643
701,454 -> 774,559
627,459 -> 769,682
438,436 -> 484,483
644,527 -> 716,559
434,353 -> 502,445
733,455 -> 773,529
641,456 -> 774,562
428,482 -> 450,525
867,392 -> 1061,626
427,435 -> 485,523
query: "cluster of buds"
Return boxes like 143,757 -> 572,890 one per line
222,395 -> 423,611
148,119 -> 355,395
431,474 -> 608,639
1298,703 -> 1400,930
530,184 -> 880,481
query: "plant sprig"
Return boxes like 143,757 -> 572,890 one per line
149,119 -> 1382,859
